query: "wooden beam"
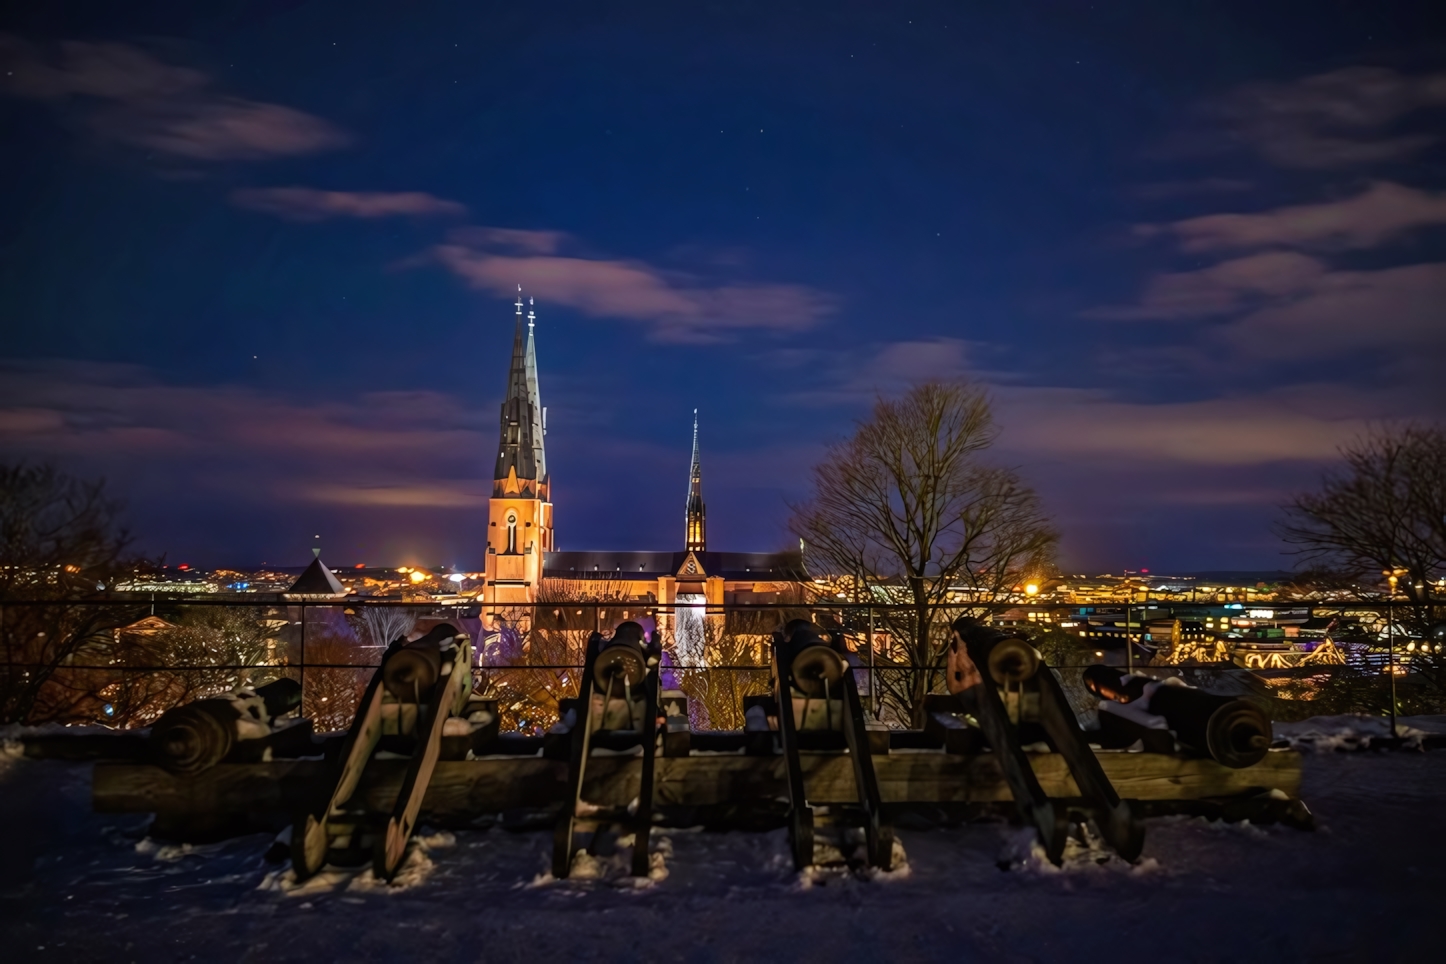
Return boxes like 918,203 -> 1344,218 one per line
94,748 -> 1303,818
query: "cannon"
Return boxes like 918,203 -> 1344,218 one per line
292,623 -> 475,882
552,621 -> 662,879
149,677 -> 306,775
947,617 -> 1144,864
768,619 -> 893,871
1083,665 -> 1272,769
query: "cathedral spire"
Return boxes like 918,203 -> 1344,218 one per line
525,297 -> 546,482
685,409 -> 705,552
494,289 -> 546,495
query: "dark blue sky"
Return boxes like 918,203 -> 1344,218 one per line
2,1 -> 1443,573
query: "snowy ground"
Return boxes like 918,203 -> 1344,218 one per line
2,731 -> 1445,962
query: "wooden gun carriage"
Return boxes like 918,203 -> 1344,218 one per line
78,619 -> 1310,879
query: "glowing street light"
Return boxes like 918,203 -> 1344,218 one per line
1384,567 -> 1409,739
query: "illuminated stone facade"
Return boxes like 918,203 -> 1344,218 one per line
479,294 -> 803,613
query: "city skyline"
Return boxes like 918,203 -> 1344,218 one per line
1,2 -> 1443,572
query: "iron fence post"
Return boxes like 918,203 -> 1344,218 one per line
868,605 -> 877,718
1388,595 -> 1397,739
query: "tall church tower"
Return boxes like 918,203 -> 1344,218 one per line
685,410 -> 706,552
482,291 -> 553,606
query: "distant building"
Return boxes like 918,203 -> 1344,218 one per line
283,552 -> 348,601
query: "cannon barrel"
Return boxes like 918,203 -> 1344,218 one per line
149,678 -> 302,775
789,645 -> 846,698
774,622 -> 848,697
254,677 -> 302,717
1084,665 -> 1271,769
150,700 -> 237,774
1082,665 -> 1149,703
382,623 -> 461,703
592,621 -> 650,691
952,618 -> 1041,686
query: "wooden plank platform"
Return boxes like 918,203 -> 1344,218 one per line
94,748 -> 1303,818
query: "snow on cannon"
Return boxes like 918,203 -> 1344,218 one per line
948,617 -> 1144,865
552,621 -> 663,879
1083,665 -> 1272,769
149,677 -> 309,775
292,623 -> 479,883
768,619 -> 893,872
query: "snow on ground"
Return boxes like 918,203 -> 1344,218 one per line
2,732 -> 1446,961
1274,713 -> 1446,752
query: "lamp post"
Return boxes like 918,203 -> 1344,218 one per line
1384,567 -> 1408,739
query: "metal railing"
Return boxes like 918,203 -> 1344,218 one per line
1,597 -> 1441,730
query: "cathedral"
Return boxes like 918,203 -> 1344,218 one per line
479,293 -> 804,613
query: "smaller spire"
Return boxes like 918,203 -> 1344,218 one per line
685,410 -> 706,552
528,297 -> 536,334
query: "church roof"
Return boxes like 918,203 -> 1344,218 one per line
543,550 -> 803,581
285,556 -> 347,598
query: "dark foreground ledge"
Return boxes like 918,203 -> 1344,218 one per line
93,748 -> 1303,838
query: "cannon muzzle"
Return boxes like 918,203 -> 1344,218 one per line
789,645 -> 846,697
593,621 -> 650,692
951,617 -> 1040,686
986,637 -> 1041,685
1085,665 -> 1271,768
594,646 -> 647,691
150,700 -> 237,774
382,623 -> 461,702
149,677 -> 303,774
253,677 -> 302,718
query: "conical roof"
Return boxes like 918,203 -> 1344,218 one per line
285,556 -> 346,598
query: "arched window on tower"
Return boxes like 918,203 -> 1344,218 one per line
506,513 -> 518,554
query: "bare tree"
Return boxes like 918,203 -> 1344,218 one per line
298,629 -> 368,732
91,606 -> 280,725
1281,425 -> 1446,605
789,382 -> 1057,726
664,617 -> 771,730
0,463 -> 146,724
349,606 -> 416,650
482,578 -> 635,733
1280,424 -> 1446,688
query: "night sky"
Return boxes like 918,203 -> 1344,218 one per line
2,2 -> 1443,573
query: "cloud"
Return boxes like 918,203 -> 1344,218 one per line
300,483 -> 486,508
0,360 -> 487,508
232,187 -> 466,221
1088,251 -> 1445,357
1210,66 -> 1446,169
993,384 -> 1385,466
448,226 -> 566,254
1086,251 -> 1329,320
0,34 -> 347,160
1222,262 -> 1446,359
776,336 -> 1405,463
1152,182 -> 1446,252
431,231 -> 834,343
